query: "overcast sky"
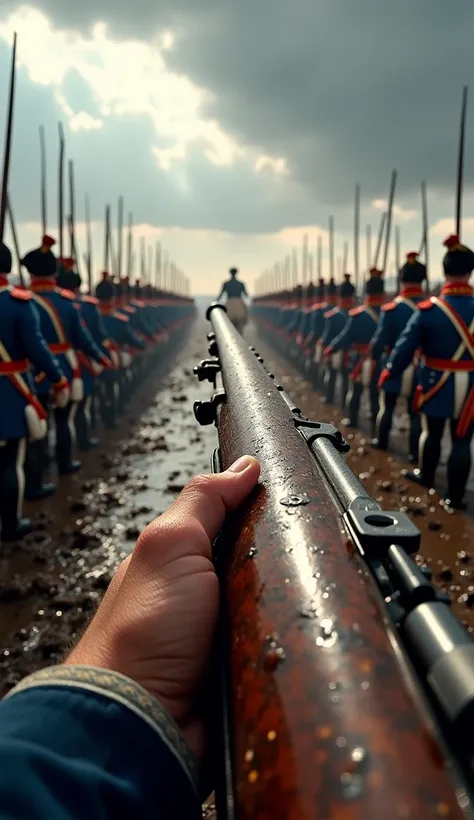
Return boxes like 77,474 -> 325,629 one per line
0,1 -> 473,293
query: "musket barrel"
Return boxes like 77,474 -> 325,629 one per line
206,304 -> 464,820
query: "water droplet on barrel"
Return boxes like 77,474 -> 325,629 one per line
280,494 -> 310,507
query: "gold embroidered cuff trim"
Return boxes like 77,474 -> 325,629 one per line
4,664 -> 197,791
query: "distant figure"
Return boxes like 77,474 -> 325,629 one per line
217,267 -> 249,334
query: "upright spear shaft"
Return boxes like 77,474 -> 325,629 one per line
0,33 -> 17,242
382,170 -> 397,275
366,225 -> 372,274
155,241 -> 161,288
343,241 -> 349,275
58,122 -> 65,259
302,233 -> 309,284
373,211 -> 386,269
421,180 -> 429,288
456,86 -> 468,237
354,183 -> 360,291
317,235 -> 322,279
85,194 -> 92,292
6,194 -> 24,286
126,213 -> 133,278
117,195 -> 124,277
328,216 -> 334,280
104,204 -> 110,272
147,244 -> 153,285
39,124 -> 47,236
68,159 -> 76,261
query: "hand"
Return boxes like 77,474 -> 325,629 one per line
378,367 -> 391,389
65,455 -> 260,762
52,378 -> 70,408
323,345 -> 333,358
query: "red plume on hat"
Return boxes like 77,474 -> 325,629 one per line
101,271 -> 109,280
406,251 -> 419,260
370,266 -> 383,277
41,234 -> 56,253
444,234 -> 462,250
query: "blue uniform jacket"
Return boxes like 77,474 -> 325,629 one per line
0,665 -> 199,819
371,289 -> 423,395
0,283 -> 65,440
76,295 -> 112,397
330,302 -> 382,378
305,303 -> 336,353
320,306 -> 350,348
218,279 -> 247,299
99,307 -> 146,380
30,281 -> 105,396
385,283 -> 474,419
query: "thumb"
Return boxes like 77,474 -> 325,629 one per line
158,455 -> 260,545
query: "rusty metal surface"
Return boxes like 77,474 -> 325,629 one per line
209,307 -> 466,820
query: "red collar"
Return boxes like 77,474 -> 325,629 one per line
339,298 -> 355,309
365,295 -> 385,306
31,278 -> 57,292
0,276 -> 9,287
441,282 -> 473,296
399,286 -> 423,298
100,304 -> 115,315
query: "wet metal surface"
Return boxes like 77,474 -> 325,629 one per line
251,326 -> 474,637
208,310 -> 466,820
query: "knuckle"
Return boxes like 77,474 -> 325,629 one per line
184,473 -> 215,498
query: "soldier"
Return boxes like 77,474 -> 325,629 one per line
372,252 -> 426,461
295,281 -> 315,369
217,267 -> 249,334
56,260 -> 113,451
312,278 -> 338,388
320,274 -> 356,406
325,269 -> 385,430
21,236 -> 109,493
96,274 -> 145,426
0,239 -> 69,537
301,278 -> 325,377
380,235 -> 474,510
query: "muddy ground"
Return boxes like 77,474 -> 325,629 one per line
0,320 -> 217,692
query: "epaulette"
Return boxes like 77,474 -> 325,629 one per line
10,287 -> 31,301
324,307 -> 338,320
113,311 -> 129,323
419,298 -> 434,311
59,288 -> 76,300
381,301 -> 397,312
132,299 -> 145,308
82,295 -> 99,305
348,305 -> 365,317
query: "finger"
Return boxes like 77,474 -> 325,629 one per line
159,455 -> 260,543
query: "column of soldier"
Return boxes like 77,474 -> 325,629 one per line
253,221 -> 474,514
0,34 -> 194,543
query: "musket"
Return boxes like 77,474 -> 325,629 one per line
291,247 -> 298,285
140,237 -> 146,282
365,225 -> 372,276
58,122 -> 65,259
147,244 -> 153,286
342,240 -> 349,277
0,32 -> 17,242
194,305 -> 472,819
354,183 -> 360,292
126,213 -> 133,278
104,204 -> 110,273
6,194 -> 25,286
421,180 -> 430,289
117,195 -> 124,278
302,233 -> 309,285
395,224 -> 401,290
373,211 -> 386,270
456,86 -> 468,237
317,235 -> 322,280
39,124 -> 47,237
108,207 -> 118,276
328,215 -> 334,280
155,241 -> 162,288
68,159 -> 80,275
85,194 -> 92,293
382,170 -> 397,275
